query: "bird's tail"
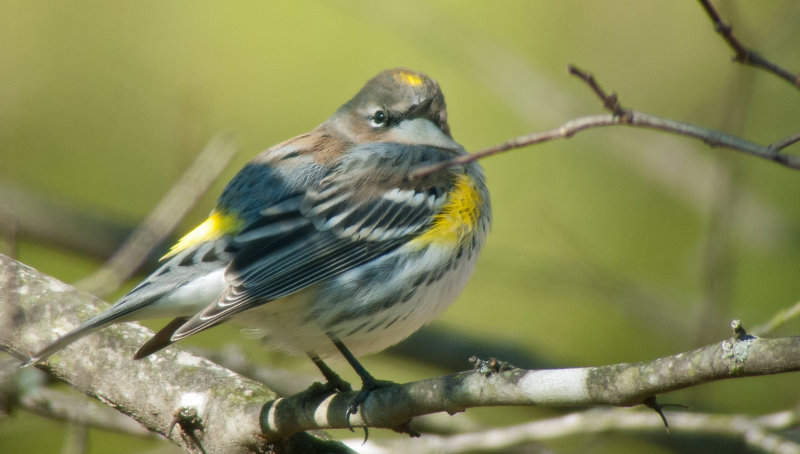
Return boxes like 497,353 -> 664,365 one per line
21,297 -> 151,367
22,318 -> 110,367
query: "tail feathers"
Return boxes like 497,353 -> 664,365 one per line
133,316 -> 190,360
22,297 -> 160,367
22,322 -> 104,367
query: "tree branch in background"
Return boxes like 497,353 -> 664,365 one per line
74,134 -> 237,298
19,386 -> 155,438
0,182 -> 152,262
753,300 -> 800,336
342,407 -> 800,454
697,0 -> 800,88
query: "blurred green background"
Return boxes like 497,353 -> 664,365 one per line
2,1 -> 800,452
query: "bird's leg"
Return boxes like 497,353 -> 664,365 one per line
307,352 -> 352,394
330,338 -> 394,419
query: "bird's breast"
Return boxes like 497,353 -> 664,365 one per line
409,172 -> 486,249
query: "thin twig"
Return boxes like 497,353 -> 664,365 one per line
567,65 -> 627,117
752,300 -> 800,336
74,134 -> 237,297
697,0 -> 800,88
409,66 -> 800,181
771,132 -> 800,152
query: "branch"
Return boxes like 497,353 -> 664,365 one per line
697,0 -> 800,88
409,66 -> 800,180
0,254 -> 352,454
5,254 -> 800,446
259,322 -> 800,438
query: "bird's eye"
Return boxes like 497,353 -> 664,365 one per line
370,110 -> 388,127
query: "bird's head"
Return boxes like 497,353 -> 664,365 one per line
329,68 -> 456,149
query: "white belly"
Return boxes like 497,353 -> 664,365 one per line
235,240 -> 483,358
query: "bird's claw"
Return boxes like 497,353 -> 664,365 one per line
345,378 -> 394,431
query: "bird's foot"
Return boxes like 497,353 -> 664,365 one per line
346,377 -> 394,424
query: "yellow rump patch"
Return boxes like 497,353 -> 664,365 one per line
161,210 -> 243,260
411,175 -> 482,248
394,71 -> 424,87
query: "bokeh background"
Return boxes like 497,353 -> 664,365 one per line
2,1 -> 800,452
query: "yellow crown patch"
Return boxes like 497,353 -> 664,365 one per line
395,71 -> 424,87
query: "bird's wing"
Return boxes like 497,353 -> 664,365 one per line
168,142 -> 458,341
24,139 -> 309,364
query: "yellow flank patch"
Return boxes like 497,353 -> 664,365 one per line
395,70 -> 424,87
411,175 -> 482,248
161,210 -> 242,260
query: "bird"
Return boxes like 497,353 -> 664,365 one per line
24,67 -> 491,417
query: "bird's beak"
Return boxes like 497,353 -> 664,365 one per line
386,117 -> 459,149
404,97 -> 435,120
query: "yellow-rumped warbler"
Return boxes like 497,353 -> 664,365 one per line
25,68 -> 491,413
